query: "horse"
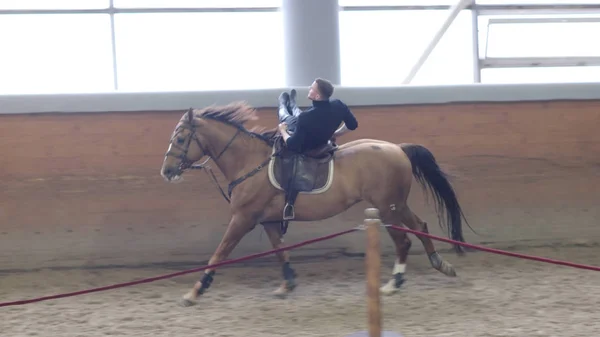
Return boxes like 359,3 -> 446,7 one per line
160,102 -> 471,307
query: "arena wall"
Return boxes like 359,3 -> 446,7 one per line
1,84 -> 599,271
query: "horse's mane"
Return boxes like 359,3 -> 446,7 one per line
190,101 -> 278,145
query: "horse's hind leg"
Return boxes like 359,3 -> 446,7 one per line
262,222 -> 297,298
381,221 -> 412,295
399,206 -> 456,277
372,208 -> 412,296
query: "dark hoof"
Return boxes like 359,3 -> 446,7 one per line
440,261 -> 457,277
380,279 -> 402,295
286,279 -> 297,292
178,298 -> 197,307
272,280 -> 296,299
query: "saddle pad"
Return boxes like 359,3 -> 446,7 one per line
267,147 -> 335,195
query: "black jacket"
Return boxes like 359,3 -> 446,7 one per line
286,99 -> 358,153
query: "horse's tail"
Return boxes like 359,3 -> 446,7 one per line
400,143 -> 471,254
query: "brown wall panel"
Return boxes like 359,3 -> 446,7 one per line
1,100 -> 599,271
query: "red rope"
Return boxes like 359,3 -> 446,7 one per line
387,224 -> 600,272
0,228 -> 359,307
3,223 -> 598,308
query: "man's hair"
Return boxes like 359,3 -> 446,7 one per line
315,78 -> 334,99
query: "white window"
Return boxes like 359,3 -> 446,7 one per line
0,14 -> 115,94
475,0 -> 600,4
479,12 -> 600,83
339,9 -> 476,86
113,12 -> 285,91
482,67 -> 600,84
113,0 -> 279,8
483,16 -> 600,58
339,0 -> 457,6
0,0 -> 108,9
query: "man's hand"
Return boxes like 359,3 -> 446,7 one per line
333,124 -> 349,138
278,122 -> 288,134
278,122 -> 291,142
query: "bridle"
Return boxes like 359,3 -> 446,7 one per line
165,122 -> 241,171
164,120 -> 273,203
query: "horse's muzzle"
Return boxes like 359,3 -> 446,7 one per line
161,165 -> 184,182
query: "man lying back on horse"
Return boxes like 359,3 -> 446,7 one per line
276,77 -> 359,219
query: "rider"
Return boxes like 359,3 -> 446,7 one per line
277,77 -> 359,219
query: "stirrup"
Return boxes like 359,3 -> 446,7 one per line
283,203 -> 295,220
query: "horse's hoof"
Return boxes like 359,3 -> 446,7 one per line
380,279 -> 401,296
179,290 -> 198,307
272,281 -> 296,299
272,287 -> 289,299
439,261 -> 457,277
179,297 -> 197,307
286,279 -> 297,292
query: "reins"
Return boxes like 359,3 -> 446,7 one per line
189,158 -> 232,203
172,124 -> 282,205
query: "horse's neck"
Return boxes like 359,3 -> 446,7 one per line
206,125 -> 270,182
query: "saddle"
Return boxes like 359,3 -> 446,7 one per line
269,137 -> 338,225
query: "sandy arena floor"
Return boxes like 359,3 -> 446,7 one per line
2,243 -> 599,337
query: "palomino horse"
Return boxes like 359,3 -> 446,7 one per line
160,102 -> 470,307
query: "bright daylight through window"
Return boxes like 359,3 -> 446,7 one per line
0,0 -> 599,94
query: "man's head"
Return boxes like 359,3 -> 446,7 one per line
308,77 -> 334,101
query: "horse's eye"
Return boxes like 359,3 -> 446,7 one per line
177,138 -> 185,144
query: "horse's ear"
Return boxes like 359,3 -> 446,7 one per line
186,108 -> 194,123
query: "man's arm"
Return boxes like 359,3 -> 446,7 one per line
341,101 -> 358,130
333,100 -> 358,138
334,123 -> 350,138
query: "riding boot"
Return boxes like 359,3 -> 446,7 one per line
279,91 -> 290,106
289,89 -> 303,117
289,88 -> 297,107
278,106 -> 292,123
283,156 -> 299,220
278,91 -> 293,123
279,92 -> 291,113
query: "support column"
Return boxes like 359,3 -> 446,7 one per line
282,0 -> 341,87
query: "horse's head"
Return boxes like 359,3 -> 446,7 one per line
160,108 -> 208,183
161,102 -> 274,184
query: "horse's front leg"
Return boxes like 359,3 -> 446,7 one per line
180,214 -> 254,307
262,222 -> 297,298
